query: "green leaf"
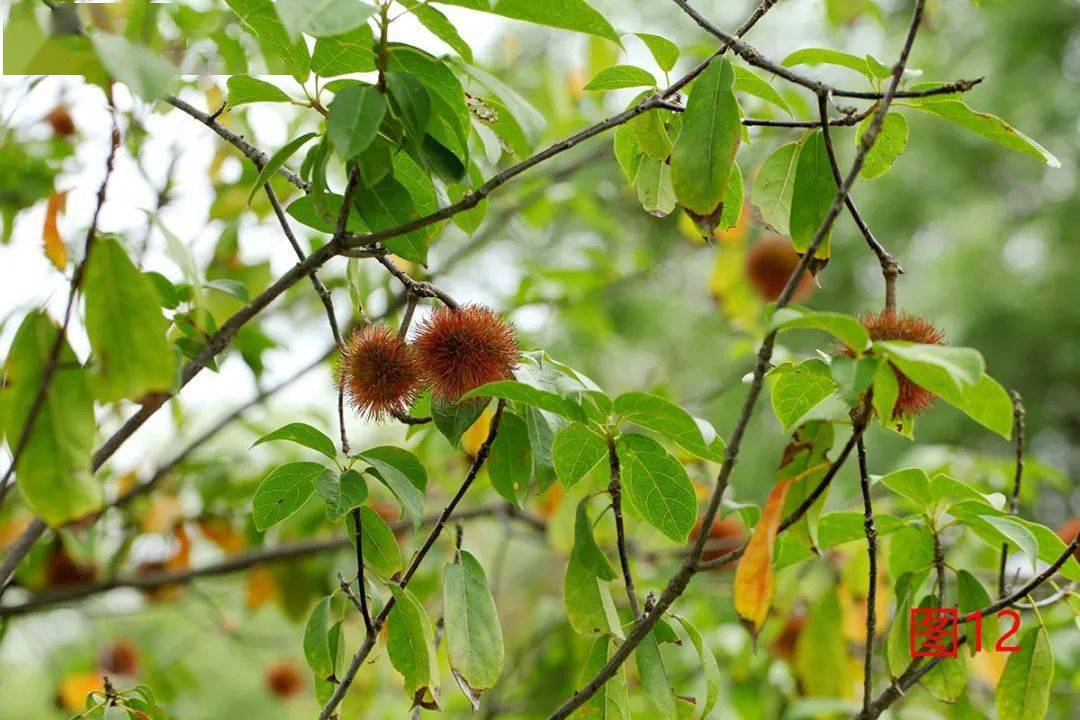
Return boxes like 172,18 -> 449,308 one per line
719,162 -> 743,230
996,627 -> 1054,720
887,524 -> 935,582
578,636 -> 631,720
584,65 -> 657,91
487,411 -> 531,507
981,515 -> 1039,571
635,33 -> 679,73
353,175 -> 429,264
613,392 -> 725,462
613,122 -> 643,183
303,596 -> 335,679
769,307 -> 870,352
871,358 -> 899,423
247,132 -> 317,202
434,0 -> 620,43
616,434 -> 696,543
672,616 -> 720,720
460,380 -> 586,422
671,57 -> 741,217
552,422 -> 608,487
316,469 -> 368,520
880,467 -> 931,509
732,65 -> 791,116
84,236 -> 175,402
443,551 -> 504,706
1,312 -> 101,526
859,112 -> 908,179
923,656 -> 967,703
275,0 -> 377,39
816,512 -> 903,549
286,192 -> 366,233
956,570 -> 998,654
387,584 -> 440,708
386,72 -> 432,143
251,462 -> 325,530
794,589 -> 849,697
789,130 -> 836,261
750,140 -> 801,236
635,629 -> 677,719
224,0 -> 310,82
312,24 -> 376,76
355,446 -> 427,529
93,34 -> 178,101
564,500 -> 618,635
327,85 -> 386,161
886,585 -> 915,678
432,397 -> 489,450
227,74 -> 291,106
766,360 -> 837,431
948,373 -> 1014,439
876,341 -> 985,398
411,3 -> 473,62
348,506 -> 402,578
782,47 -> 889,79
908,90 -> 1060,167
634,155 -> 676,217
631,104 -> 672,160
252,422 -> 337,461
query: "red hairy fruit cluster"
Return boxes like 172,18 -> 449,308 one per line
850,310 -> 946,419
413,304 -> 518,401
746,236 -> 815,302
339,324 -> 423,422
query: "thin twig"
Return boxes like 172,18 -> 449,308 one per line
856,436 -> 878,713
998,391 -> 1025,597
349,507 -> 374,632
606,434 -> 640,618
317,401 -> 506,720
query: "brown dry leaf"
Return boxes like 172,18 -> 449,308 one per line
42,190 -> 69,271
734,478 -> 792,634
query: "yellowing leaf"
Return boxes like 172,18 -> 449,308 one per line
734,478 -> 792,633
42,190 -> 68,271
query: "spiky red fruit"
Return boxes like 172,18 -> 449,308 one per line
265,662 -> 303,698
45,106 -> 76,138
339,324 -> 422,422
413,305 -> 518,400
850,310 -> 946,419
746,236 -> 815,302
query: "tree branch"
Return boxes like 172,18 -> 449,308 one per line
998,390 -> 1025,596
607,434 -> 640,618
856,436 -> 878,713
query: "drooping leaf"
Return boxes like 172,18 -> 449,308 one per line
578,636 -> 631,720
461,380 -> 587,422
672,615 -> 720,720
635,629 -> 677,719
388,584 -> 440,708
996,627 -> 1054,720
777,421 -> 834,551
303,596 -> 335,680
410,3 -> 474,62
386,72 -> 432,143
487,411 -> 531,507
734,477 -> 792,633
42,191 -> 67,270
432,397 -> 489,450
247,131 -> 317,202
327,85 -> 386,161
83,236 -> 176,402
616,433 -> 697,543
635,33 -> 679,72
552,422 -> 608,487
613,392 -> 725,462
443,551 -> 504,706
355,446 -> 427,529
789,130 -> 836,263
751,140 -> 801,235
1,312 -> 101,526
251,462 -> 326,530
671,57 -> 741,217
564,500 -> 619,635
793,589 -> 850,697
316,469 -> 369,520
923,656 -> 968,703
956,570 -> 998,654
634,155 -> 676,217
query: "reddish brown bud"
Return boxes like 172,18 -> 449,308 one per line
45,106 -> 76,138
413,305 -> 518,401
265,662 -> 304,698
690,515 -> 745,570
746,236 -> 815,302
339,324 -> 423,422
100,640 -> 139,676
847,310 -> 946,419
